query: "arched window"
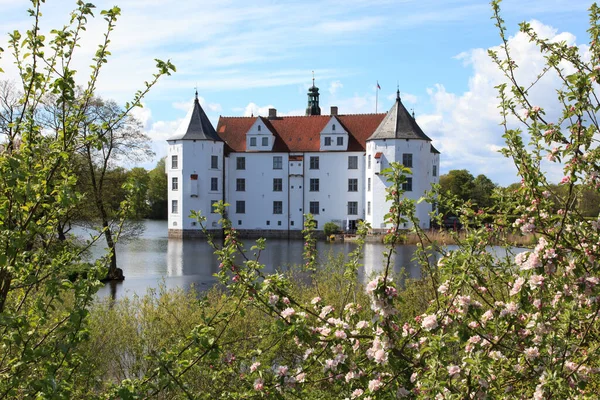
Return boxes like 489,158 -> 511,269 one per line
258,125 -> 261,131
332,124 -> 336,131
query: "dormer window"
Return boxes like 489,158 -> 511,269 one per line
325,137 -> 331,146
332,124 -> 336,131
250,137 -> 257,147
337,137 -> 343,146
258,125 -> 261,132
262,137 -> 268,146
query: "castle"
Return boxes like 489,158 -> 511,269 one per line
167,82 -> 440,238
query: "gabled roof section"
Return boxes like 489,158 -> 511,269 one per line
168,94 -> 222,141
368,90 -> 431,141
216,113 -> 385,153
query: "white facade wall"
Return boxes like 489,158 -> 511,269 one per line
226,153 -> 289,230
365,139 -> 439,230
168,136 -> 438,234
167,140 -> 224,231
303,152 -> 364,230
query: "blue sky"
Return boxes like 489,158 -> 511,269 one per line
0,0 -> 595,185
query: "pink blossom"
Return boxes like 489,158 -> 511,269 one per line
356,320 -> 369,329
277,365 -> 289,376
368,378 -> 383,392
268,294 -> 279,305
447,365 -> 461,377
438,281 -> 449,294
524,346 -> 540,360
351,388 -> 364,399
250,362 -> 260,372
311,296 -> 321,305
560,176 -> 571,184
281,307 -> 296,320
319,305 -> 334,318
421,314 -> 438,331
529,275 -> 544,289
510,277 -> 525,296
334,330 -> 347,339
253,378 -> 264,391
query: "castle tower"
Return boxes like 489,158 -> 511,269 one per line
167,92 -> 224,237
365,90 -> 440,231
305,74 -> 321,116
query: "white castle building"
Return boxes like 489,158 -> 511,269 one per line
167,83 -> 440,238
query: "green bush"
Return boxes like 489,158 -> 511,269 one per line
323,221 -> 341,236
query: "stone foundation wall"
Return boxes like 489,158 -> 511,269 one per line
168,229 -> 325,240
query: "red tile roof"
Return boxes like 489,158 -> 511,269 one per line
374,152 -> 383,159
217,114 -> 386,153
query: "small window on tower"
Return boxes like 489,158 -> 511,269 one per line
258,125 -> 262,132
211,155 -> 219,169
332,124 -> 336,131
171,155 -> 178,169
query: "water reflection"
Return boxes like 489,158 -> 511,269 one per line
93,221 -> 438,300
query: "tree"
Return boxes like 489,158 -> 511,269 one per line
127,167 -> 151,219
0,1 -> 174,397
147,157 -> 168,219
77,97 -> 154,280
439,169 -> 476,203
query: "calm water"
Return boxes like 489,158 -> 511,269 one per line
88,220 -> 521,300
84,220 -> 433,299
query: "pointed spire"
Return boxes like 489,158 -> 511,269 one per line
367,88 -> 431,141
306,71 -> 321,116
168,93 -> 222,141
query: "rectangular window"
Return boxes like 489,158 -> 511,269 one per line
171,200 -> 178,214
310,178 -> 319,192
402,153 -> 413,168
237,157 -> 245,170
367,201 -> 371,215
348,155 -> 358,169
211,155 -> 219,169
211,200 -> 218,213
348,178 -> 358,192
402,177 -> 413,192
236,200 -> 246,214
273,201 -> 283,214
347,201 -> 358,215
337,136 -> 343,146
324,137 -> 331,146
433,165 -> 437,177
368,155 -> 371,169
273,178 -> 282,192
262,137 -> 268,146
211,177 -> 218,191
273,156 -> 282,169
250,137 -> 257,147
309,156 -> 319,170
236,178 -> 245,192
309,201 -> 320,215
368,177 -> 371,192
172,177 -> 178,191
171,155 -> 178,169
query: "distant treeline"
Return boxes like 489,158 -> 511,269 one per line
439,169 -> 600,218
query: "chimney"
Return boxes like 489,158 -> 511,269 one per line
330,106 -> 338,116
268,108 -> 277,119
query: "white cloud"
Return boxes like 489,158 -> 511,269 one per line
329,80 -> 343,95
420,19 -> 585,186
243,102 -> 275,117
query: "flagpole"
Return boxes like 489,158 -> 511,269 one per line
376,81 -> 379,113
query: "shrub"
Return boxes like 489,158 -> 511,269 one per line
323,221 -> 341,236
